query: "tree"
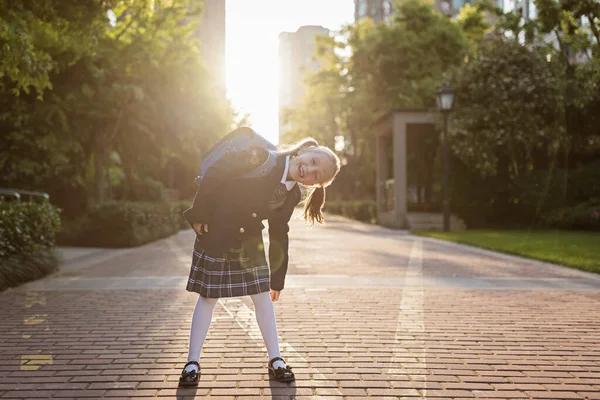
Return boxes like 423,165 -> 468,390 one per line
450,38 -> 564,223
0,0 -> 233,214
284,0 -> 468,200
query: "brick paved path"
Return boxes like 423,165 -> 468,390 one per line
1,212 -> 600,399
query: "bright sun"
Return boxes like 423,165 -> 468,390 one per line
225,0 -> 354,145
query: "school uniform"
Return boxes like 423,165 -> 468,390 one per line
183,146 -> 301,298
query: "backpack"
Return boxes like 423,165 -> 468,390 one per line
195,127 -> 278,185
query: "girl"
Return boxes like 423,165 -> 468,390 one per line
179,135 -> 341,386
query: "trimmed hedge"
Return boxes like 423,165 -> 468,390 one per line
0,201 -> 61,291
542,201 -> 600,231
58,201 -> 192,248
324,200 -> 376,223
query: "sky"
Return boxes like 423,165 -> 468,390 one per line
225,0 -> 355,144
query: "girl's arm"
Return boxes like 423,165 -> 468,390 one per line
183,148 -> 260,228
267,186 -> 301,290
267,211 -> 291,291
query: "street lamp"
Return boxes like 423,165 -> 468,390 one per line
437,82 -> 455,232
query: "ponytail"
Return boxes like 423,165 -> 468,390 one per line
303,186 -> 326,225
280,137 -> 341,225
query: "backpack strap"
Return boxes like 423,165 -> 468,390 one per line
241,149 -> 278,179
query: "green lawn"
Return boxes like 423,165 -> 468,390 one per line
414,230 -> 600,274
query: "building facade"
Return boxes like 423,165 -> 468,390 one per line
354,0 -> 482,22
191,0 -> 226,94
278,25 -> 330,142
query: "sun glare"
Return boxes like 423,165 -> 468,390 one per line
225,0 -> 354,145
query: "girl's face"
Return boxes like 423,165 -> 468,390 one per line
288,148 -> 336,186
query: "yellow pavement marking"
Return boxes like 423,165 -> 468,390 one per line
24,292 -> 46,308
21,293 -> 54,370
23,313 -> 47,325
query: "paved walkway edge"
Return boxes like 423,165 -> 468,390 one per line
414,234 -> 600,280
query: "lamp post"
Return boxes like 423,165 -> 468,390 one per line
436,82 -> 455,232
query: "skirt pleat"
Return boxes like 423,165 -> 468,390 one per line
186,240 -> 270,298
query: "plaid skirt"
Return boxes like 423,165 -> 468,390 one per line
186,239 -> 270,298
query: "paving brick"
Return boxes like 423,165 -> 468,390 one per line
526,391 -> 585,399
423,389 -> 474,397
0,384 -> 38,391
471,390 -> 529,398
2,214 -> 600,399
102,389 -> 157,397
46,390 -> 107,397
87,382 -> 138,390
1,391 -> 54,398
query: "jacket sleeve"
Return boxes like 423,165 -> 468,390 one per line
267,186 -> 301,291
183,148 -> 259,227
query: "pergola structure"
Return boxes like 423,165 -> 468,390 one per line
372,109 -> 436,229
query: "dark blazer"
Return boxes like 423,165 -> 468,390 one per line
183,146 -> 301,291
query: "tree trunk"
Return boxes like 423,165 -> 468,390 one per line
94,134 -> 107,203
123,160 -> 136,201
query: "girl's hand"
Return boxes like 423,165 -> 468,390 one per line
193,223 -> 208,235
270,290 -> 280,302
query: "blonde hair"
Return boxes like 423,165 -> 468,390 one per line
279,138 -> 341,224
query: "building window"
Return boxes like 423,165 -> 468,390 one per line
370,1 -> 379,17
358,0 -> 368,18
528,0 -> 537,19
383,0 -> 392,17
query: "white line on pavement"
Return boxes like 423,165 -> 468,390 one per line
388,239 -> 427,396
167,236 -> 342,394
220,298 -> 342,394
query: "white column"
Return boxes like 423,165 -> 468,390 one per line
393,114 -> 407,227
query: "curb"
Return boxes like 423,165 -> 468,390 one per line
414,234 -> 600,280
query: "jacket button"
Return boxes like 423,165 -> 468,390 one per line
252,213 -> 257,218
239,227 -> 245,233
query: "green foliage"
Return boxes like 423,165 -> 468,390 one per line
542,201 -> 600,231
0,200 -> 61,291
0,201 -> 61,259
0,0 -> 115,96
352,0 -> 467,111
415,229 -> 600,273
324,201 -> 376,223
57,201 -> 187,247
0,0 -> 233,214
451,38 -> 564,178
284,0 -> 468,200
0,251 -> 59,292
511,160 -> 600,214
456,3 -> 491,53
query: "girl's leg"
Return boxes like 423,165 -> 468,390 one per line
250,292 -> 287,369
185,296 -> 219,372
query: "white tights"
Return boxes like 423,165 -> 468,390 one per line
185,292 -> 286,372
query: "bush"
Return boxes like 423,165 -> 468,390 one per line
0,251 -> 58,292
324,201 -> 376,223
57,201 -> 189,248
173,201 -> 193,230
542,202 -> 600,231
450,159 -> 600,229
0,201 -> 61,291
0,201 -> 61,259
511,161 -> 600,217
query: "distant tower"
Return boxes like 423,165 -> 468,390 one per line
191,0 -> 226,94
354,0 -> 394,23
278,25 -> 329,143
354,0 -> 492,21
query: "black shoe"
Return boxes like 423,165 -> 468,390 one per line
179,361 -> 200,387
268,357 -> 295,382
